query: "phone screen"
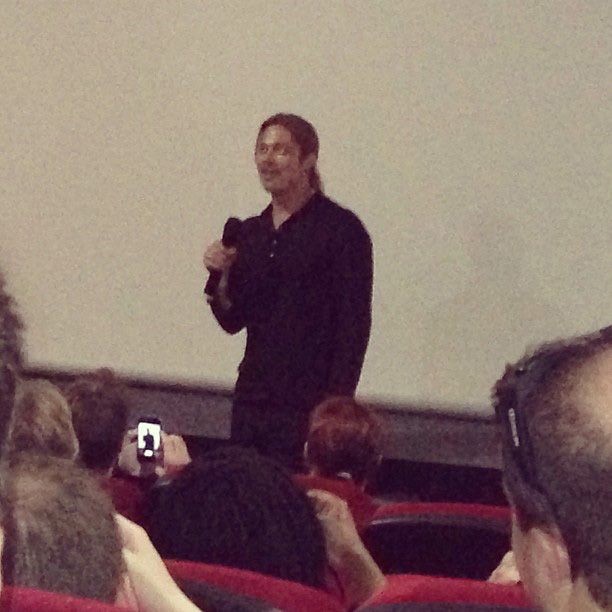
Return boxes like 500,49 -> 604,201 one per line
137,419 -> 162,461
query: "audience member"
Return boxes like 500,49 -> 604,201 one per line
0,274 -> 203,611
295,396 -> 382,528
0,455 -> 204,611
7,378 -> 78,462
494,325 -> 612,612
147,446 -> 328,589
66,368 -> 128,472
65,369 -> 146,523
0,455 -> 124,603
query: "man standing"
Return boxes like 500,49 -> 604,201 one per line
203,113 -> 373,467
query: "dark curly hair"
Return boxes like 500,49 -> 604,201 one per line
147,446 -> 327,588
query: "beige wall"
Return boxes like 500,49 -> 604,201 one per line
1,1 -> 610,413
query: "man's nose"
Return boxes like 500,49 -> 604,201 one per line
257,148 -> 276,163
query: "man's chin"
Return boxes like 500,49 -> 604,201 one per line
259,178 -> 283,195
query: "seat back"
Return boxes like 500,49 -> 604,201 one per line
363,502 -> 511,580
358,574 -> 534,611
165,559 -> 345,612
0,585 -> 127,611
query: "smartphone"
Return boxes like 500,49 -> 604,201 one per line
137,417 -> 162,462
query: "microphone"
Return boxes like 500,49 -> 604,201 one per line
204,217 -> 243,298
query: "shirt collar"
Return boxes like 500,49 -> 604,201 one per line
260,191 -> 322,229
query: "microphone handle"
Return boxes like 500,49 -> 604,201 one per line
204,270 -> 222,297
204,217 -> 242,299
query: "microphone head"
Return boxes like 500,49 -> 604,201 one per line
222,217 -> 243,247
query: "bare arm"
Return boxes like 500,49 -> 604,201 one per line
308,489 -> 385,609
115,514 -> 204,612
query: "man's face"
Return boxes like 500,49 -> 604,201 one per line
254,125 -> 312,195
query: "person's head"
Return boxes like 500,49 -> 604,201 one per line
254,113 -> 323,196
494,326 -> 612,611
0,270 -> 23,454
65,369 -> 129,472
305,396 -> 383,487
7,378 -> 79,461
0,455 -> 125,603
147,446 -> 327,588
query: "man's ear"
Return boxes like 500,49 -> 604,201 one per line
532,525 -> 571,585
301,153 -> 317,173
523,525 -> 572,611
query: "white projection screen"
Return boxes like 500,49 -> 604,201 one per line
1,1 -> 610,415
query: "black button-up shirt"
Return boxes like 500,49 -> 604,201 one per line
211,192 -> 372,411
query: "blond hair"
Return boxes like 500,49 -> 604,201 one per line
8,379 -> 78,461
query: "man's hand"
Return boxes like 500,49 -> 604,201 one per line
117,430 -> 191,479
308,489 -> 386,608
203,240 -> 237,273
307,489 -> 364,568
162,434 -> 191,476
117,429 -> 141,477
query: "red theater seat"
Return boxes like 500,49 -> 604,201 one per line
165,559 -> 345,612
358,574 -> 534,610
363,502 -> 512,580
0,586 -> 127,611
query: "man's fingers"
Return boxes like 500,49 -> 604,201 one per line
204,241 -> 237,272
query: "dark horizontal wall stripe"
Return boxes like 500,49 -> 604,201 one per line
23,367 -> 501,469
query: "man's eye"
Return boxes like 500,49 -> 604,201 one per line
256,145 -> 291,156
